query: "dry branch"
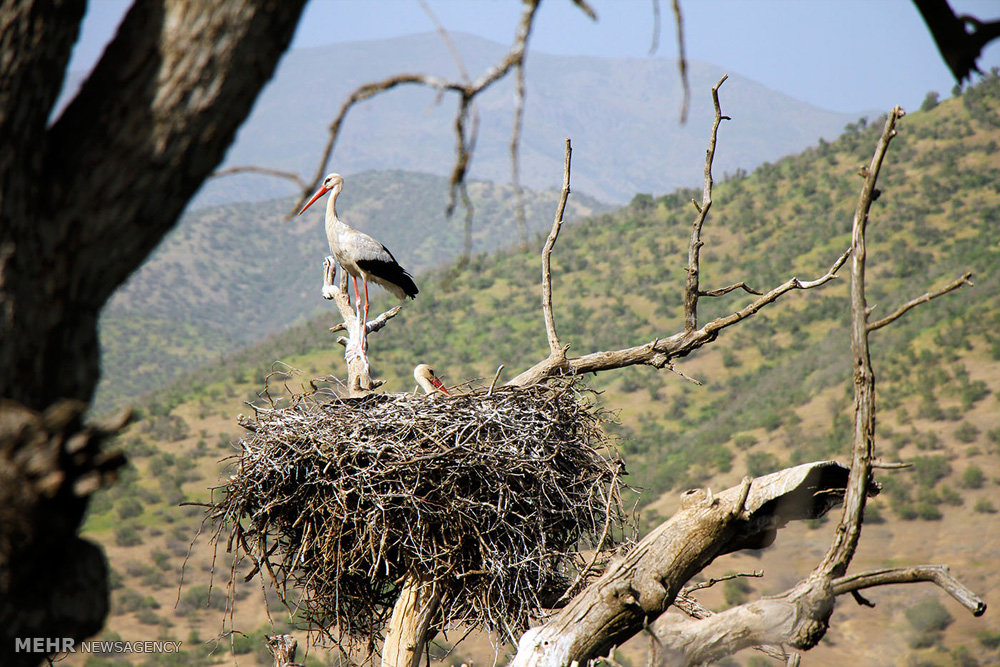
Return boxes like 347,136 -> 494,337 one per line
867,271 -> 974,331
831,565 -> 986,615
511,59 -> 529,247
508,77 -> 850,387
291,0 -> 542,219
671,0 -> 690,123
509,245 -> 849,386
628,106 -> 984,665
817,107 -> 906,579
699,280 -> 762,298
684,75 -> 729,332
541,139 -> 572,357
509,462 -> 856,666
671,588 -> 789,663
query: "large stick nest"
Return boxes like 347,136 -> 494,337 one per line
209,379 -> 628,646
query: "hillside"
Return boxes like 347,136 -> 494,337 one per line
94,172 -> 608,414
75,77 -> 1000,666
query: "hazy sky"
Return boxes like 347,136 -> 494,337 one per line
68,0 -> 1000,114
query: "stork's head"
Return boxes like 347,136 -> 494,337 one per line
414,364 -> 449,396
298,173 -> 344,215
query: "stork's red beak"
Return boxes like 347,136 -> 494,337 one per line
298,184 -> 330,215
430,375 -> 450,396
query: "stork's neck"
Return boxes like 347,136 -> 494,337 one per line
416,376 -> 435,395
325,184 -> 346,234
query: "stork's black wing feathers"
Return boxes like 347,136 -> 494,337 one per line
356,257 -> 419,298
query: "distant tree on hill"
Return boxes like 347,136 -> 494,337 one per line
921,90 -> 941,111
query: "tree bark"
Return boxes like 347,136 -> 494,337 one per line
510,463 -> 850,667
2,0 -> 307,409
382,576 -> 442,667
0,1 -> 307,662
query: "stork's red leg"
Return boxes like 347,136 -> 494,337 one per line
352,276 -> 361,314
363,280 -> 370,324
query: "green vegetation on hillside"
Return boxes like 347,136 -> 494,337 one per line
83,73 -> 1000,664
166,75 -> 999,496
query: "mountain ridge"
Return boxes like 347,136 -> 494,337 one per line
58,32 -> 872,209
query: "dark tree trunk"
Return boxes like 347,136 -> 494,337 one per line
0,1 -> 307,663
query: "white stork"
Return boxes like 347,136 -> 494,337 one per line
299,173 -> 418,363
413,364 -> 450,396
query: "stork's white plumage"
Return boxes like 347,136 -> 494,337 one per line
413,364 -> 449,396
299,173 -> 418,365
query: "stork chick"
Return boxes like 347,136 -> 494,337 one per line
414,364 -> 449,396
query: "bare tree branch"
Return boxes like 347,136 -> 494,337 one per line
649,0 -> 661,55
509,243 -> 849,386
831,565 -> 986,615
458,182 -> 476,263
671,589 -> 789,662
511,60 -> 529,248
684,75 -> 729,331
636,106 -> 983,664
511,97 -> 986,665
428,5 -> 482,254
570,0 -> 598,21
508,76 -> 854,387
324,261 -> 375,395
638,110 -> 910,667
699,280 -> 762,298
541,139 -> 572,357
419,0 -> 470,82
210,165 -> 308,191
329,306 -> 402,336
509,462 -> 853,667
681,570 -> 763,594
816,107 -> 906,580
281,0 -> 542,219
671,0 -> 690,123
646,561 -> 987,666
866,271 -> 974,332
871,459 -> 912,469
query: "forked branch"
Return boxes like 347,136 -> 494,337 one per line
541,139 -> 572,356
509,462 -> 855,667
831,565 -> 986,615
684,74 -> 730,332
817,107 -> 905,578
643,106 -> 983,664
509,77 -> 848,387
216,0 -> 552,226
